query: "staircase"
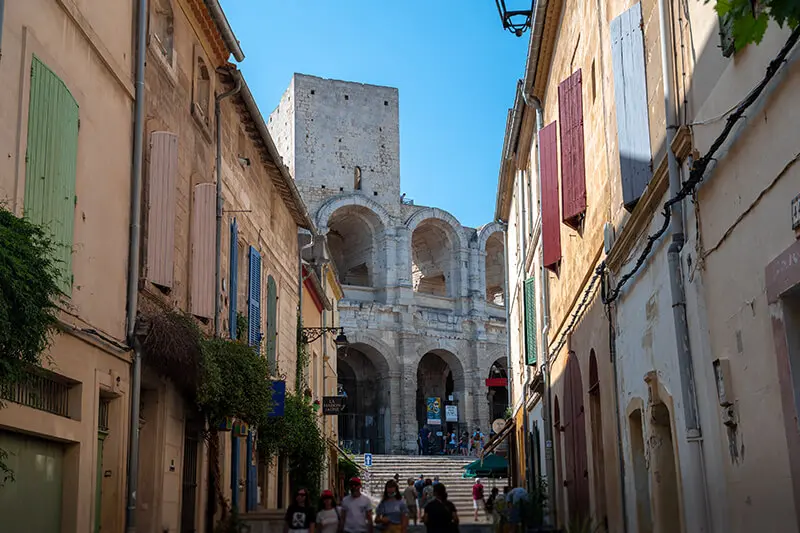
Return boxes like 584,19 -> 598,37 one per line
354,454 -> 508,525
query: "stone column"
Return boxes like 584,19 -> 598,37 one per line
383,227 -> 397,290
397,332 -> 419,454
384,370 -> 402,454
395,226 -> 412,288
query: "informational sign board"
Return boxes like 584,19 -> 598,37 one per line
492,418 -> 505,433
445,405 -> 458,422
322,396 -> 346,415
364,453 -> 373,467
426,397 -> 442,425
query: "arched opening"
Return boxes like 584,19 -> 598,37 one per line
152,0 -> 175,63
487,358 -> 509,422
354,166 -> 362,190
485,232 -> 506,305
326,206 -> 384,288
563,353 -> 590,521
651,402 -> 681,532
416,350 -> 465,453
588,351 -> 607,527
194,56 -> 210,124
411,219 -> 457,297
337,344 -> 390,454
553,395 -> 565,527
629,408 -> 653,533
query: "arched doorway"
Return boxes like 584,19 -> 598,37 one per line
411,219 -> 458,297
629,408 -> 652,533
415,350 -> 465,453
588,351 -> 607,527
563,353 -> 590,521
326,205 -> 385,288
487,358 -> 509,421
485,232 -> 505,305
337,344 -> 390,454
651,402 -> 681,532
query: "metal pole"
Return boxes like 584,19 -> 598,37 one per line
125,0 -> 148,530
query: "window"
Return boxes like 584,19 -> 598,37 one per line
24,56 -> 79,295
193,53 -> 211,127
354,166 -> 362,190
152,0 -> 175,64
523,278 -> 537,365
266,275 -> 278,368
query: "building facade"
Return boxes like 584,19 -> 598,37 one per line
0,1 -> 136,531
497,0 -> 800,532
269,74 -> 508,454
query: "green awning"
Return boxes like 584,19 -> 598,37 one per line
462,453 -> 509,479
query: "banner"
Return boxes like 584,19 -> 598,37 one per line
268,380 -> 286,417
322,396 -> 346,415
426,397 -> 442,425
445,404 -> 458,422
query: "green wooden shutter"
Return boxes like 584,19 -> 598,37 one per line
24,56 -> 79,295
524,277 -> 537,365
266,276 -> 277,367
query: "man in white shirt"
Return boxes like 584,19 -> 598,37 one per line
339,477 -> 373,533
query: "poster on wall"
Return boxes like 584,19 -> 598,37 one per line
426,397 -> 442,425
445,405 -> 458,422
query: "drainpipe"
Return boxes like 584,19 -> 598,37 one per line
214,77 -> 242,337
124,0 -> 148,531
657,0 -> 711,530
0,0 -> 5,61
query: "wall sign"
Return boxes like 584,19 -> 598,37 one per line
322,396 -> 346,415
445,405 -> 458,422
426,397 -> 442,425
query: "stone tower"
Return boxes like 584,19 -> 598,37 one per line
270,74 -> 508,454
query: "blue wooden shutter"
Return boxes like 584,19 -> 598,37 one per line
24,56 -> 79,295
229,219 -> 239,339
266,276 -> 278,367
248,246 -> 261,347
611,2 -> 652,210
524,277 -> 537,365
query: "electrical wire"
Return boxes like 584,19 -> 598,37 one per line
602,26 -> 800,305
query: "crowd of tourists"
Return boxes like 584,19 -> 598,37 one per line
471,477 -> 531,533
283,475 -> 460,533
417,425 -> 494,456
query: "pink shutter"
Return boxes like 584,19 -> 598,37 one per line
146,132 -> 178,288
191,183 -> 215,318
540,121 -> 562,271
558,70 -> 587,230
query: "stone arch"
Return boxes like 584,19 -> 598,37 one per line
476,221 -> 504,252
487,357 -> 509,422
404,207 -> 468,251
342,331 -> 399,374
322,202 -> 387,288
414,347 -> 468,433
406,209 -> 466,297
315,194 -> 393,232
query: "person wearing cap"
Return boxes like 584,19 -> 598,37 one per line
472,477 -> 486,521
316,490 -> 341,533
340,477 -> 373,533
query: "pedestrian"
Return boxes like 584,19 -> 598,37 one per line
433,476 -> 440,486
485,487 -> 499,531
284,487 -> 316,533
340,477 -> 374,533
315,490 -> 340,533
422,482 -> 459,533
375,479 -> 409,533
414,475 -> 425,521
403,478 -> 418,526
393,473 -> 400,484
494,486 -> 511,533
472,477 -> 486,521
421,479 -> 434,510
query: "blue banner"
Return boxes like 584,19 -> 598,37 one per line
268,380 -> 286,417
426,397 -> 441,425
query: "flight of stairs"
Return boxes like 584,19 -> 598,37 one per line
354,454 -> 509,526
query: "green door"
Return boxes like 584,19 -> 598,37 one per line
0,430 -> 64,532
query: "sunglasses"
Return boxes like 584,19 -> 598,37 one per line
298,493 -> 307,497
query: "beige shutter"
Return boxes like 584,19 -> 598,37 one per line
191,183 -> 215,318
145,131 -> 178,288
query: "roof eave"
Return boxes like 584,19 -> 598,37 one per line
204,0 -> 245,62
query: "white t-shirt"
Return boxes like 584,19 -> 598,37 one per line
341,494 -> 373,532
316,507 -> 341,533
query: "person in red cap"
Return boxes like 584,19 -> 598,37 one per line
340,477 -> 373,533
316,489 -> 341,533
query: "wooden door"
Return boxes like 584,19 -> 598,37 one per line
562,354 -> 590,521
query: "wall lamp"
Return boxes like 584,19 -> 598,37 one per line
300,326 -> 349,348
494,0 -> 534,36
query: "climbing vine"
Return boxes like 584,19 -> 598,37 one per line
713,0 -> 800,50
296,315 -> 310,391
0,207 -> 63,483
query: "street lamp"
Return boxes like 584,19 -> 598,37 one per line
494,0 -> 534,37
300,326 -> 349,348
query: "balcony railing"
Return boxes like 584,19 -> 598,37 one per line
0,369 -> 75,418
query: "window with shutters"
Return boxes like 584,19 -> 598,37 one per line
611,3 -> 653,210
24,56 -> 79,295
152,0 -> 175,65
229,219 -> 239,339
540,121 -> 562,272
145,131 -> 178,288
190,183 -> 215,318
248,247 -> 262,347
558,69 -> 587,230
266,276 -> 278,368
524,278 -> 537,365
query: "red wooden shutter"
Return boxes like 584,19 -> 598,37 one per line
558,69 -> 587,230
191,183 -> 215,318
146,131 -> 178,288
540,121 -> 562,272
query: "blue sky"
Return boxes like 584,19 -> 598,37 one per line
219,0 -> 528,228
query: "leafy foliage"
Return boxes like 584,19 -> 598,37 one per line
0,207 -> 61,388
520,476 -> 549,528
296,315 -> 310,391
337,453 -> 362,495
713,0 -> 800,50
0,207 -> 62,482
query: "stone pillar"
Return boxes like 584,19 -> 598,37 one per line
383,227 -> 397,289
398,333 -> 419,454
395,226 -> 412,288
458,248 -> 470,298
384,371 -> 402,454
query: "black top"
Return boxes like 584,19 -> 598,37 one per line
285,504 -> 316,529
425,499 -> 458,533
